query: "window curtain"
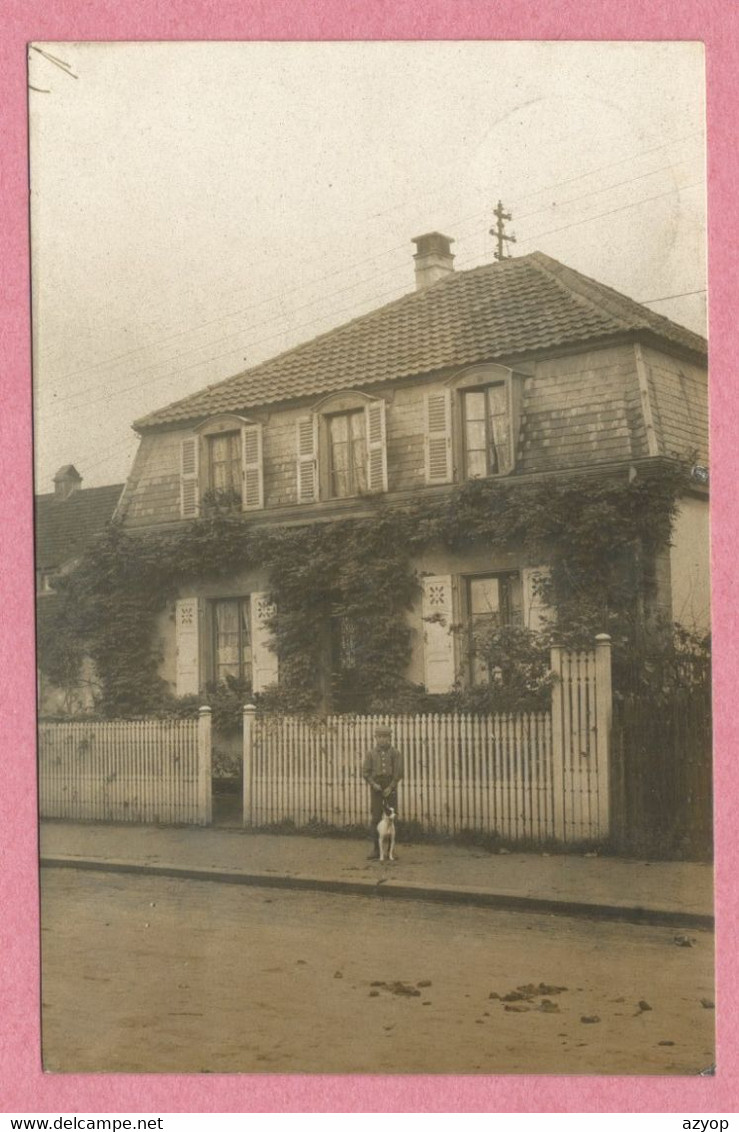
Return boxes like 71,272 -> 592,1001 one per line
488,385 -> 511,474
215,599 -> 241,680
210,433 -> 241,494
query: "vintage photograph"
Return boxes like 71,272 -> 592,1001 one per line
31,41 -> 712,1074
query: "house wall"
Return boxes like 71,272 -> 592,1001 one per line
519,346 -> 648,472
159,544 -> 542,697
640,345 -> 708,465
669,495 -> 711,633
121,342 -> 661,532
119,431 -> 181,528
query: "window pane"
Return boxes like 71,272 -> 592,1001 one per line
507,575 -> 523,623
470,576 -> 500,616
466,449 -> 487,479
487,385 -> 511,475
210,433 -> 241,494
240,600 -> 253,683
214,598 -> 251,682
487,384 -> 507,415
329,410 -> 366,496
215,599 -> 240,680
329,415 -> 350,497
466,418 -> 487,452
350,411 -> 367,493
464,391 -> 489,478
468,575 -> 524,685
465,391 -> 486,421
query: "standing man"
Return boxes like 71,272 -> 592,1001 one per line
362,725 -> 404,860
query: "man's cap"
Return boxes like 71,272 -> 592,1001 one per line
374,725 -> 392,737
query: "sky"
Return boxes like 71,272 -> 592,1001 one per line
29,40 -> 706,491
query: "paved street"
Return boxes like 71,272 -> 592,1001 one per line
41,868 -> 715,1075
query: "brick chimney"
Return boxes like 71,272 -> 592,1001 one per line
411,232 -> 455,290
53,465 -> 82,500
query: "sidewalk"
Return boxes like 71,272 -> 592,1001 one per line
39,820 -> 714,929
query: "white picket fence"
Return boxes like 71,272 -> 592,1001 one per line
38,710 -> 212,825
244,636 -> 612,843
37,637 -> 612,844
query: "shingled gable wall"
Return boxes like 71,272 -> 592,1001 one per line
119,340 -> 671,530
639,345 -> 708,464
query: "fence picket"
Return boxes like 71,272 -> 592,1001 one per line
38,717 -> 205,826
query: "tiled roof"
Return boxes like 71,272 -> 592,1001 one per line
136,251 -> 707,430
35,484 -> 124,569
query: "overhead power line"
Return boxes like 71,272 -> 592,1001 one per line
515,182 -> 703,246
51,178 -> 705,416
515,157 -> 694,225
41,129 -> 703,389
640,289 -> 706,304
50,157 -> 705,407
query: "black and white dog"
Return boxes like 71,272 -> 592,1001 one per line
377,803 -> 397,862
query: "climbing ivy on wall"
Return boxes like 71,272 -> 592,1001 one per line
40,459 -> 698,719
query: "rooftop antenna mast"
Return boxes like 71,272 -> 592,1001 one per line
490,200 -> 516,261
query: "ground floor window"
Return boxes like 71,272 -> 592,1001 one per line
466,572 -> 522,683
212,597 -> 252,684
329,608 -> 364,710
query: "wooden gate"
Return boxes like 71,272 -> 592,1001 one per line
612,686 -> 712,859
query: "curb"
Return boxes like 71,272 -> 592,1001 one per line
40,855 -> 715,931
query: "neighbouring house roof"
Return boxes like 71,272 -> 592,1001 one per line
35,483 -> 124,570
135,251 -> 707,430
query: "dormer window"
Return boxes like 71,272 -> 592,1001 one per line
180,414 -> 264,518
423,363 -> 523,486
296,392 -> 387,503
462,383 -> 512,478
208,431 -> 242,499
328,409 -> 367,498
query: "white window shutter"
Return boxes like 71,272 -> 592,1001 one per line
422,575 -> 456,694
180,437 -> 200,518
241,423 -> 264,510
251,592 -> 278,692
296,417 -> 318,503
366,399 -> 388,493
522,566 -> 553,633
175,597 -> 200,696
425,389 -> 452,483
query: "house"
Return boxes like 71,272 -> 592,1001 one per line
35,466 -> 124,712
116,235 -> 709,708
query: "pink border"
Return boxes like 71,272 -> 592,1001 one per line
2,2 -> 736,1113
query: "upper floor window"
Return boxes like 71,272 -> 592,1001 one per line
462,384 -> 512,478
208,432 -> 242,499
328,409 -> 367,498
424,364 -> 523,486
297,393 -> 387,503
180,415 -> 263,518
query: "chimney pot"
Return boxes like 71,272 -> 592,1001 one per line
411,231 -> 455,290
53,464 -> 83,500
